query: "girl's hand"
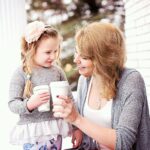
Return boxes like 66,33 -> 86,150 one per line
53,95 -> 79,123
72,129 -> 83,148
27,92 -> 50,111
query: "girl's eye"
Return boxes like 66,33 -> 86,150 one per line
54,50 -> 58,53
45,50 -> 58,54
46,51 -> 51,54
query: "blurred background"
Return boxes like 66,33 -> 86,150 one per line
25,0 -> 125,91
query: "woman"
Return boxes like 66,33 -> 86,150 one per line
53,22 -> 150,150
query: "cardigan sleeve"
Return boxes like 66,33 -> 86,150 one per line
8,67 -> 32,114
115,70 -> 150,150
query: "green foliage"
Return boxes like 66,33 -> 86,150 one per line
26,0 -> 125,90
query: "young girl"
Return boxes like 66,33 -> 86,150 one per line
8,21 -> 79,150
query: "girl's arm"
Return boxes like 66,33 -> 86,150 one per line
8,67 -> 31,114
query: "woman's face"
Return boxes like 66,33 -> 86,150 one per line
74,48 -> 94,77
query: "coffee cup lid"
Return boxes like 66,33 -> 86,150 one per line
50,81 -> 69,87
33,85 -> 49,91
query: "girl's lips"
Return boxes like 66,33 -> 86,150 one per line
47,61 -> 53,64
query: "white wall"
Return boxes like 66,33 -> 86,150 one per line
125,0 -> 150,107
0,0 -> 26,149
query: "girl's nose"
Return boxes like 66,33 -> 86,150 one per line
50,52 -> 57,60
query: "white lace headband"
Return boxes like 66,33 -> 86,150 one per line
24,21 -> 46,44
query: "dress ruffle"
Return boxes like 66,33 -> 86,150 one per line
10,119 -> 72,145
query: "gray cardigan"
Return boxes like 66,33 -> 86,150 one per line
8,65 -> 71,125
76,68 -> 150,150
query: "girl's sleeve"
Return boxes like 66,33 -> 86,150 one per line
59,67 -> 67,81
115,71 -> 150,149
8,68 -> 32,114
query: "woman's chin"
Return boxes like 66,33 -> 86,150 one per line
79,70 -> 91,77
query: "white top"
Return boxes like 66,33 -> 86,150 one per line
83,77 -> 112,150
84,99 -> 112,128
83,77 -> 112,127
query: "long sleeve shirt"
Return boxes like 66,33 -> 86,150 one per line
8,65 -> 71,125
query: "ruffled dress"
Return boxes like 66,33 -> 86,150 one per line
10,119 -> 72,145
9,66 -> 72,145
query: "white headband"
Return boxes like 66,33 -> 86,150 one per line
24,21 -> 46,43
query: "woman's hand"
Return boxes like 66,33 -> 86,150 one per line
72,129 -> 83,148
27,92 -> 50,111
52,95 -> 79,123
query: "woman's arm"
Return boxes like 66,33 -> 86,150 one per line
113,71 -> 147,149
74,113 -> 116,149
53,96 -> 116,149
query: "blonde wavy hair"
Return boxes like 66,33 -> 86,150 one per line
75,22 -> 126,99
21,26 -> 62,98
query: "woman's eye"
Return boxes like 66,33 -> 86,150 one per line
82,57 -> 87,59
81,56 -> 89,60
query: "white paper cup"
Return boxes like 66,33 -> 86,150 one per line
33,85 -> 50,112
50,81 -> 69,117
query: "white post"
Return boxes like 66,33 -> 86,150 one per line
0,0 -> 26,148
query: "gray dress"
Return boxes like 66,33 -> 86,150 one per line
8,65 -> 72,145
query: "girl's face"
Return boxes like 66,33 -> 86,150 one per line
74,48 -> 94,77
34,37 -> 60,68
